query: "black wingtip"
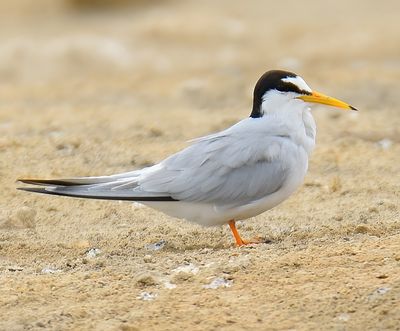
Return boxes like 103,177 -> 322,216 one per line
18,186 -> 179,201
17,187 -> 51,194
17,178 -> 79,186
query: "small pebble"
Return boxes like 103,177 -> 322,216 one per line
376,287 -> 391,294
368,287 -> 391,301
376,138 -> 393,150
86,248 -> 102,258
163,281 -> 177,289
136,292 -> 157,301
203,277 -> 232,289
172,263 -> 199,274
145,240 -> 166,251
41,267 -> 62,274
337,313 -> 350,322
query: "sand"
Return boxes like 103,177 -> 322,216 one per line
0,0 -> 399,330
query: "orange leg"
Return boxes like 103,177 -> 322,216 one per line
228,220 -> 263,246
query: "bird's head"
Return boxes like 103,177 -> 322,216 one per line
250,70 -> 357,118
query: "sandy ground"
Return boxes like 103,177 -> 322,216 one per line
1,0 -> 400,330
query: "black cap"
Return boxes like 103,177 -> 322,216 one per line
251,70 -> 311,118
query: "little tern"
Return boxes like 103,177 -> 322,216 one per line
19,70 -> 356,246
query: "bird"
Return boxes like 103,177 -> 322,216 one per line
18,70 -> 357,246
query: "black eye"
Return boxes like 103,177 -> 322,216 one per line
276,81 -> 312,95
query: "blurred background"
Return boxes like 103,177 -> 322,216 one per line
1,0 -> 399,107
1,1 -> 400,330
1,0 -> 399,171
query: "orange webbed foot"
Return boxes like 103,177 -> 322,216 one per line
228,220 -> 266,247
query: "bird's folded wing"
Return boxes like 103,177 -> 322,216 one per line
139,133 -> 294,206
18,132 -> 295,206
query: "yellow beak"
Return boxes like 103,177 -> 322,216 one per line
297,91 -> 357,111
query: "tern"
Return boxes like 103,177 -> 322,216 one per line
18,70 -> 356,246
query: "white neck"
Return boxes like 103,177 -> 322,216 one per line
260,91 -> 316,155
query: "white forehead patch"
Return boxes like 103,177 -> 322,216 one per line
282,76 -> 312,93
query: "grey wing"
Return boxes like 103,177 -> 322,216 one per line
19,133 -> 293,205
139,133 -> 293,206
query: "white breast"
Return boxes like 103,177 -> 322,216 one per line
141,107 -> 316,227
143,138 -> 310,226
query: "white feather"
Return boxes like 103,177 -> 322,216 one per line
281,76 -> 312,93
